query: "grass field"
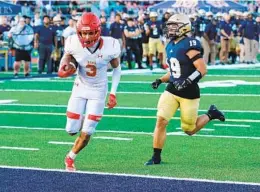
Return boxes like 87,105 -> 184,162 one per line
0,67 -> 260,184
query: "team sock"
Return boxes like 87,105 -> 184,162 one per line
68,151 -> 77,160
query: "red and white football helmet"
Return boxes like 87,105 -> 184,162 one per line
76,12 -> 101,48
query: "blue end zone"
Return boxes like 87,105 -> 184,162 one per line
1,168 -> 260,192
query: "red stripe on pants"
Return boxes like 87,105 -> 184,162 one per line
88,114 -> 102,122
67,111 -> 80,120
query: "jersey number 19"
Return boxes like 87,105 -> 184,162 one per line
168,58 -> 181,78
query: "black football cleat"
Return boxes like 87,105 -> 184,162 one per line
144,157 -> 161,166
207,104 -> 225,122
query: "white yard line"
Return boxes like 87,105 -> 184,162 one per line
214,124 -> 251,128
1,103 -> 260,113
0,165 -> 260,186
0,100 -> 17,104
48,141 -> 74,145
49,137 -> 132,145
0,125 -> 259,140
93,136 -> 133,141
166,132 -> 260,140
0,126 -> 64,131
0,111 -> 259,123
0,89 -> 259,97
206,75 -> 260,77
0,146 -> 39,151
194,135 -> 260,140
11,79 -> 151,84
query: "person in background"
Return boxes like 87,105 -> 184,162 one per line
62,17 -> 78,40
24,15 -> 32,26
138,15 -> 149,67
52,15 -> 64,72
109,13 -> 125,64
100,16 -> 109,36
8,17 -> 34,77
145,11 -> 163,70
0,16 -> 11,41
219,14 -> 233,65
32,12 -> 42,27
254,16 -> 260,63
239,12 -> 258,64
124,17 -> 143,69
34,15 -> 57,74
201,18 -> 217,65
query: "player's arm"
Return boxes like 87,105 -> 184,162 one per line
58,36 -> 77,78
173,49 -> 207,91
151,71 -> 170,90
107,57 -> 121,109
186,49 -> 207,78
57,54 -> 77,78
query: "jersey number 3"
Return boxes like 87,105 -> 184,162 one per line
86,64 -> 97,77
168,58 -> 181,78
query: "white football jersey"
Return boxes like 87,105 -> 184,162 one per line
64,35 -> 121,88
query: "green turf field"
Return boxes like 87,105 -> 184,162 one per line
0,68 -> 260,183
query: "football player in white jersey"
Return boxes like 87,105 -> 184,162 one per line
58,12 -> 121,171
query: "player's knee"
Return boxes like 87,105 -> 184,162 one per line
66,111 -> 82,135
81,114 -> 102,135
156,116 -> 168,131
79,132 -> 91,141
184,130 -> 195,136
182,123 -> 196,136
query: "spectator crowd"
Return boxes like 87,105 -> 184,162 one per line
0,0 -> 260,77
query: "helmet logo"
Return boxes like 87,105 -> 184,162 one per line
82,26 -> 90,30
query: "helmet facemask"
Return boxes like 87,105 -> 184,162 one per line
77,28 -> 101,48
165,22 -> 190,41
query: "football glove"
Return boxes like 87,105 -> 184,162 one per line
151,79 -> 162,89
173,78 -> 192,91
107,94 -> 117,109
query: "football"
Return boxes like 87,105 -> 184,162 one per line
62,54 -> 78,70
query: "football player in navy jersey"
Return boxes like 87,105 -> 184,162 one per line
145,14 -> 225,165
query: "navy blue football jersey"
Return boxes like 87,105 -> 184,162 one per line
165,37 -> 202,99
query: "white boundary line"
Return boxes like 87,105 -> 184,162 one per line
0,146 -> 39,151
1,103 -> 260,113
1,126 -> 260,140
0,165 -> 259,186
0,111 -> 259,123
0,89 -> 259,97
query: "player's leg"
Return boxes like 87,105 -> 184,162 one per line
145,91 -> 179,165
65,97 -> 86,136
65,94 -> 87,171
72,99 -> 104,153
179,98 -> 225,136
179,97 -> 204,135
66,99 -> 105,170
